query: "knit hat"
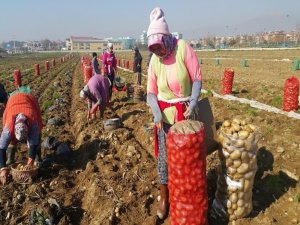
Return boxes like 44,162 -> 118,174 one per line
147,7 -> 170,37
108,43 -> 113,48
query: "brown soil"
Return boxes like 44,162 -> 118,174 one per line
0,50 -> 299,225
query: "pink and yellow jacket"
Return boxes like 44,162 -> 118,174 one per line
147,39 -> 202,124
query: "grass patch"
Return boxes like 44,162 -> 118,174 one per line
246,107 -> 257,116
53,91 -> 61,99
266,127 -> 274,135
261,86 -> 269,93
271,96 -> 282,108
42,130 -> 49,138
41,100 -> 53,111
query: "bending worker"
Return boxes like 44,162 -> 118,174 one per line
80,74 -> 110,120
0,91 -> 43,185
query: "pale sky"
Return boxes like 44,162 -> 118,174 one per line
1,0 -> 300,42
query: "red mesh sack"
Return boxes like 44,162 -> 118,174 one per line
13,70 -> 21,87
34,64 -> 40,76
45,61 -> 50,71
167,120 -> 208,225
222,69 -> 234,95
84,65 -> 93,84
283,76 -> 299,112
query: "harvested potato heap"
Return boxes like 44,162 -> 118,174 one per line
167,120 -> 208,225
213,118 -> 259,221
16,163 -> 34,171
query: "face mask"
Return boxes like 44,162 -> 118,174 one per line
149,44 -> 168,58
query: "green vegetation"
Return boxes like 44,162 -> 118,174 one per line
246,107 -> 257,116
261,86 -> 269,93
41,100 -> 53,111
271,96 -> 282,108
53,91 -> 61,99
265,127 -> 274,135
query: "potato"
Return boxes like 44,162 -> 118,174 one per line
244,171 -> 254,179
227,200 -> 232,209
233,159 -> 242,168
249,124 -> 256,132
232,132 -> 239,139
241,151 -> 249,162
228,185 -> 238,192
226,145 -> 235,153
247,133 -> 255,142
233,173 -> 244,180
232,124 -> 241,132
223,120 -> 231,127
238,192 -> 245,199
232,203 -> 237,210
229,214 -> 237,221
17,164 -> 22,170
234,139 -> 245,148
238,130 -> 249,140
227,167 -> 237,175
228,208 -> 234,215
248,158 -> 257,171
244,192 -> 252,201
243,125 -> 253,133
237,163 -> 249,174
230,150 -> 241,160
218,134 -> 224,143
237,199 -> 245,207
229,193 -> 238,203
233,118 -> 241,125
226,158 -> 233,167
222,149 -> 230,158
244,179 -> 253,192
234,206 -> 246,217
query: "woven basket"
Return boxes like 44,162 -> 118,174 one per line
11,162 -> 39,184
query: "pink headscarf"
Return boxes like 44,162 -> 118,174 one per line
147,8 -> 175,59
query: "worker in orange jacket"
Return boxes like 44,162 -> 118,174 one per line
0,92 -> 43,185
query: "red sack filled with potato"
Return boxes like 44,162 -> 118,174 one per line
167,120 -> 208,225
283,76 -> 299,112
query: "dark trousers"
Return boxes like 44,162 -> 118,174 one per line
108,73 -> 115,99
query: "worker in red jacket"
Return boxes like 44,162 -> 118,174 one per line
0,92 -> 43,185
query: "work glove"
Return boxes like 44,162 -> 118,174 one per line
184,99 -> 197,119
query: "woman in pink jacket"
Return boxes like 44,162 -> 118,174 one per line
146,7 -> 202,220
102,43 -> 117,99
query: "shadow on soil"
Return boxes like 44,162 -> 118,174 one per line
250,146 -> 297,217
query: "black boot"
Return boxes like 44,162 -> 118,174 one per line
6,145 -> 16,165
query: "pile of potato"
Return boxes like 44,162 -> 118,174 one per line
16,163 -> 34,171
213,118 -> 259,221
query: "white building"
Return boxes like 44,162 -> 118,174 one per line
172,32 -> 183,39
140,31 -> 148,46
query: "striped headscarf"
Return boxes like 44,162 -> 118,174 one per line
148,34 -> 175,59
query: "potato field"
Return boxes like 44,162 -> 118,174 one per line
0,49 -> 299,225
